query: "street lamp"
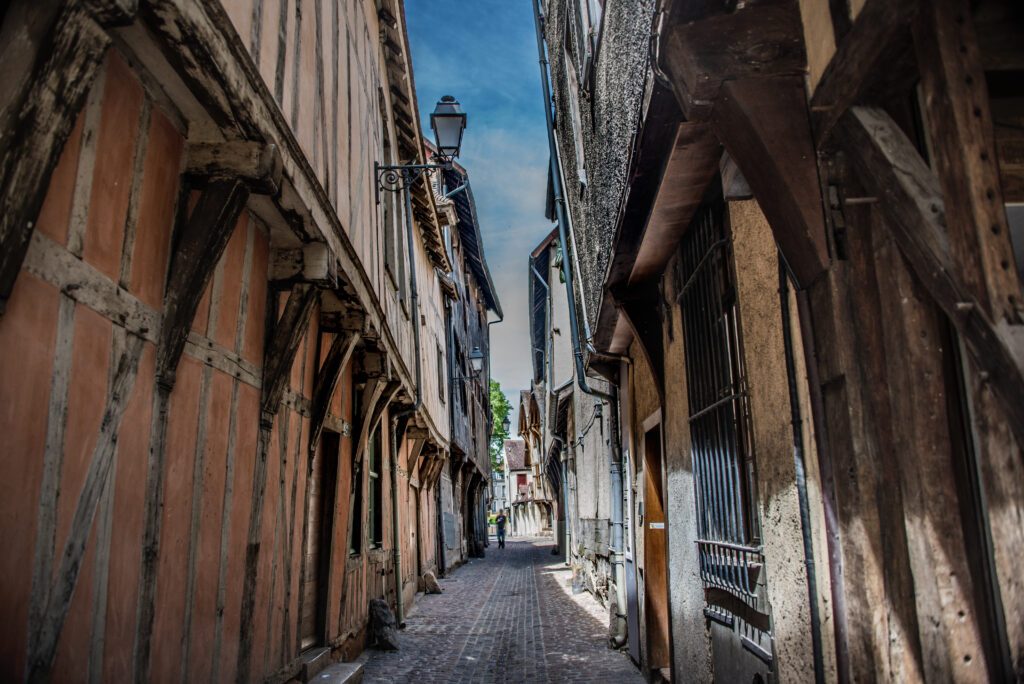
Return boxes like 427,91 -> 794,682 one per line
453,346 -> 486,381
430,95 -> 467,162
376,95 -> 467,202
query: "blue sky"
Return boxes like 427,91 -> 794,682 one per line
406,0 -> 552,431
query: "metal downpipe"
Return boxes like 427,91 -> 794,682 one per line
780,258 -> 825,684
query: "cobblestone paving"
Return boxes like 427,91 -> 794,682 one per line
360,538 -> 642,683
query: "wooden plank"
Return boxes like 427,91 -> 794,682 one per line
27,333 -> 145,682
913,0 -> 1022,324
310,331 -> 361,449
839,106 -> 1024,448
712,77 -> 829,287
809,0 -> 919,146
0,1 -> 117,314
260,284 -> 319,419
157,178 -> 250,387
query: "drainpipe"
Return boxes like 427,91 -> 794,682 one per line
532,0 -> 626,645
779,259 -> 825,684
390,179 -> 424,627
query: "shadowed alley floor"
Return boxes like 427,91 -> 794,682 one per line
359,538 -> 642,683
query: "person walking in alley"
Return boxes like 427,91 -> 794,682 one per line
496,510 -> 508,548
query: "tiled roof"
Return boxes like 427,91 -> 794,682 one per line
504,439 -> 526,470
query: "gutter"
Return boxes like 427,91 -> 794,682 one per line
779,258 -> 825,684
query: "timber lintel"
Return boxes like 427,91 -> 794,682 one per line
309,330 -> 361,450
712,77 -> 830,287
185,141 -> 283,195
157,177 -> 250,387
840,106 -> 1024,447
259,283 -> 319,422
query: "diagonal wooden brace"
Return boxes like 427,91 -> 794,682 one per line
156,177 -> 250,388
309,330 -> 361,450
260,283 -> 319,422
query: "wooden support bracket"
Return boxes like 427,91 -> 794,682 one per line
309,330 -> 361,450
712,77 -> 830,287
269,242 -> 338,287
840,106 -> 1024,447
157,177 -> 250,387
351,378 -> 401,467
260,283 -> 319,421
185,141 -> 283,195
0,0 -> 136,314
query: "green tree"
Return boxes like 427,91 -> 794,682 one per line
489,379 -> 511,472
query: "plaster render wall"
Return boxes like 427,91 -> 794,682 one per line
545,0 -> 657,329
729,200 -> 836,681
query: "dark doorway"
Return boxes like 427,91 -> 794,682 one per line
300,432 -> 340,651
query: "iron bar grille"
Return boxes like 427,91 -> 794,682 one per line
678,201 -> 765,613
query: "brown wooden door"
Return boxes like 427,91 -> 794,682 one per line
643,423 -> 670,676
300,433 -> 340,650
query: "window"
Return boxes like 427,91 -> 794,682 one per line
678,198 -> 763,618
368,425 -> 383,548
563,46 -> 588,188
437,344 -> 446,403
380,91 -> 407,305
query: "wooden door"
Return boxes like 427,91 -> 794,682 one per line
643,422 -> 670,677
300,433 -> 339,650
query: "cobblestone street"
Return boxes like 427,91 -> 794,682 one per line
360,538 -> 642,683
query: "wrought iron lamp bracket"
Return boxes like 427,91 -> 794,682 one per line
375,160 -> 452,204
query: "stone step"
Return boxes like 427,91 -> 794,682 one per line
310,662 -> 364,684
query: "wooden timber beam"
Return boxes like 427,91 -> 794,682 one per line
184,141 -> 283,195
269,242 -> 338,287
913,0 -> 1023,324
157,177 -> 250,387
352,378 -> 401,467
660,0 -> 805,120
713,77 -> 829,286
809,0 -> 920,147
309,331 -> 360,450
839,106 -> 1024,448
0,0 -> 136,315
259,283 -> 319,421
611,281 -> 665,404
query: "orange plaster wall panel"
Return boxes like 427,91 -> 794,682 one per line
129,107 -> 183,309
254,0 -> 281,93
186,370 -> 233,681
251,412 -> 284,677
0,274 -> 59,676
36,112 -> 84,248
243,225 -> 269,365
82,55 -> 143,280
219,381 -> 260,682
103,342 -> 156,683
297,0 -> 317,166
214,214 -> 248,349
54,305 -> 111,556
303,313 -> 318,398
150,356 -> 202,681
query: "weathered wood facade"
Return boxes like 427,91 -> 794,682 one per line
0,0 -> 480,681
539,0 -> 1024,681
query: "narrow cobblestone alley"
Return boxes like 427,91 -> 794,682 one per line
359,539 -> 642,683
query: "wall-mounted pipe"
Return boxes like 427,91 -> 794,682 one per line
779,258 -> 825,684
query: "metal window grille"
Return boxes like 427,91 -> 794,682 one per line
677,201 -> 764,611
